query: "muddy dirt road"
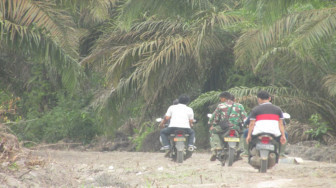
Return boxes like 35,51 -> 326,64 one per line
2,149 -> 336,188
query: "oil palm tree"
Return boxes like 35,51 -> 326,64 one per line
80,0 -> 336,136
55,0 -> 120,27
232,0 -> 336,129
81,0 -> 244,112
0,0 -> 82,92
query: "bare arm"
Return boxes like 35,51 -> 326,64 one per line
246,120 -> 256,144
160,116 -> 171,128
279,119 -> 287,144
189,119 -> 194,128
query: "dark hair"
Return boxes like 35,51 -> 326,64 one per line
178,95 -> 190,104
229,94 -> 235,101
219,91 -> 231,99
257,90 -> 270,100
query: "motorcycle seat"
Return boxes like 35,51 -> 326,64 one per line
251,133 -> 280,142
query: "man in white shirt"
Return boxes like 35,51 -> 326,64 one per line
159,95 -> 195,150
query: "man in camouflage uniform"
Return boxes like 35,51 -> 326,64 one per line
208,91 -> 247,161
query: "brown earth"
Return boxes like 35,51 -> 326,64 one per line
1,144 -> 336,188
1,120 -> 336,187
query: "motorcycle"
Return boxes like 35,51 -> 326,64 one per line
156,118 -> 195,163
207,114 -> 242,166
248,112 -> 290,173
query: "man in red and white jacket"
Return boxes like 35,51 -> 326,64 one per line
246,90 -> 286,145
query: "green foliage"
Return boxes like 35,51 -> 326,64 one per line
12,93 -> 101,144
2,0 -> 336,148
189,91 -> 221,114
98,96 -> 146,139
193,119 -> 210,149
0,91 -> 21,123
305,114 -> 330,142
8,162 -> 19,171
18,63 -> 58,118
132,121 -> 156,151
0,0 -> 81,94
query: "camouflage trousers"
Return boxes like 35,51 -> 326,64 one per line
210,125 -> 244,154
209,125 -> 225,152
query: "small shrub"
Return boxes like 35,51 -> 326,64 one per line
305,114 -> 331,143
8,162 -> 19,171
132,121 -> 156,151
11,95 -> 101,144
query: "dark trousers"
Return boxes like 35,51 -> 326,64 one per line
160,127 -> 195,147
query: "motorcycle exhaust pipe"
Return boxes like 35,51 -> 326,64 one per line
188,146 -> 194,151
250,156 -> 260,169
268,153 -> 276,168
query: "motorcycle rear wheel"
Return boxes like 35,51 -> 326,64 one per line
228,147 -> 235,166
176,150 -> 184,163
260,159 -> 268,173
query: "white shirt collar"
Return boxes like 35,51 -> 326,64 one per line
260,102 -> 272,105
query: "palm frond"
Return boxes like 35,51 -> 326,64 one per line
243,0 -> 316,24
292,8 -> 336,51
233,86 -> 336,127
82,0 -> 120,27
191,86 -> 336,128
117,0 -> 240,30
323,74 -> 336,97
82,11 -> 239,105
235,7 -> 336,71
234,13 -> 302,69
0,0 -> 81,92
1,0 -> 79,56
189,90 -> 221,113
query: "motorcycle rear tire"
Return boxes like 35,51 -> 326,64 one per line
176,150 -> 184,163
260,159 -> 268,173
228,147 -> 235,166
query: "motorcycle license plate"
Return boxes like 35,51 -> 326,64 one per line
224,137 -> 240,142
174,137 -> 186,141
256,143 -> 274,150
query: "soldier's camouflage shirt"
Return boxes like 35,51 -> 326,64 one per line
208,100 -> 247,127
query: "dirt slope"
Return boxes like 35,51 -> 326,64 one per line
1,149 -> 336,188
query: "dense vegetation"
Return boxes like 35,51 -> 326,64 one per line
1,0 -> 335,148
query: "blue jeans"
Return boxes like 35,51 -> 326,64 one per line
160,127 -> 195,146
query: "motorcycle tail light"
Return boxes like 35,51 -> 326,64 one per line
229,130 -> 236,137
177,134 -> 183,137
261,136 -> 270,144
